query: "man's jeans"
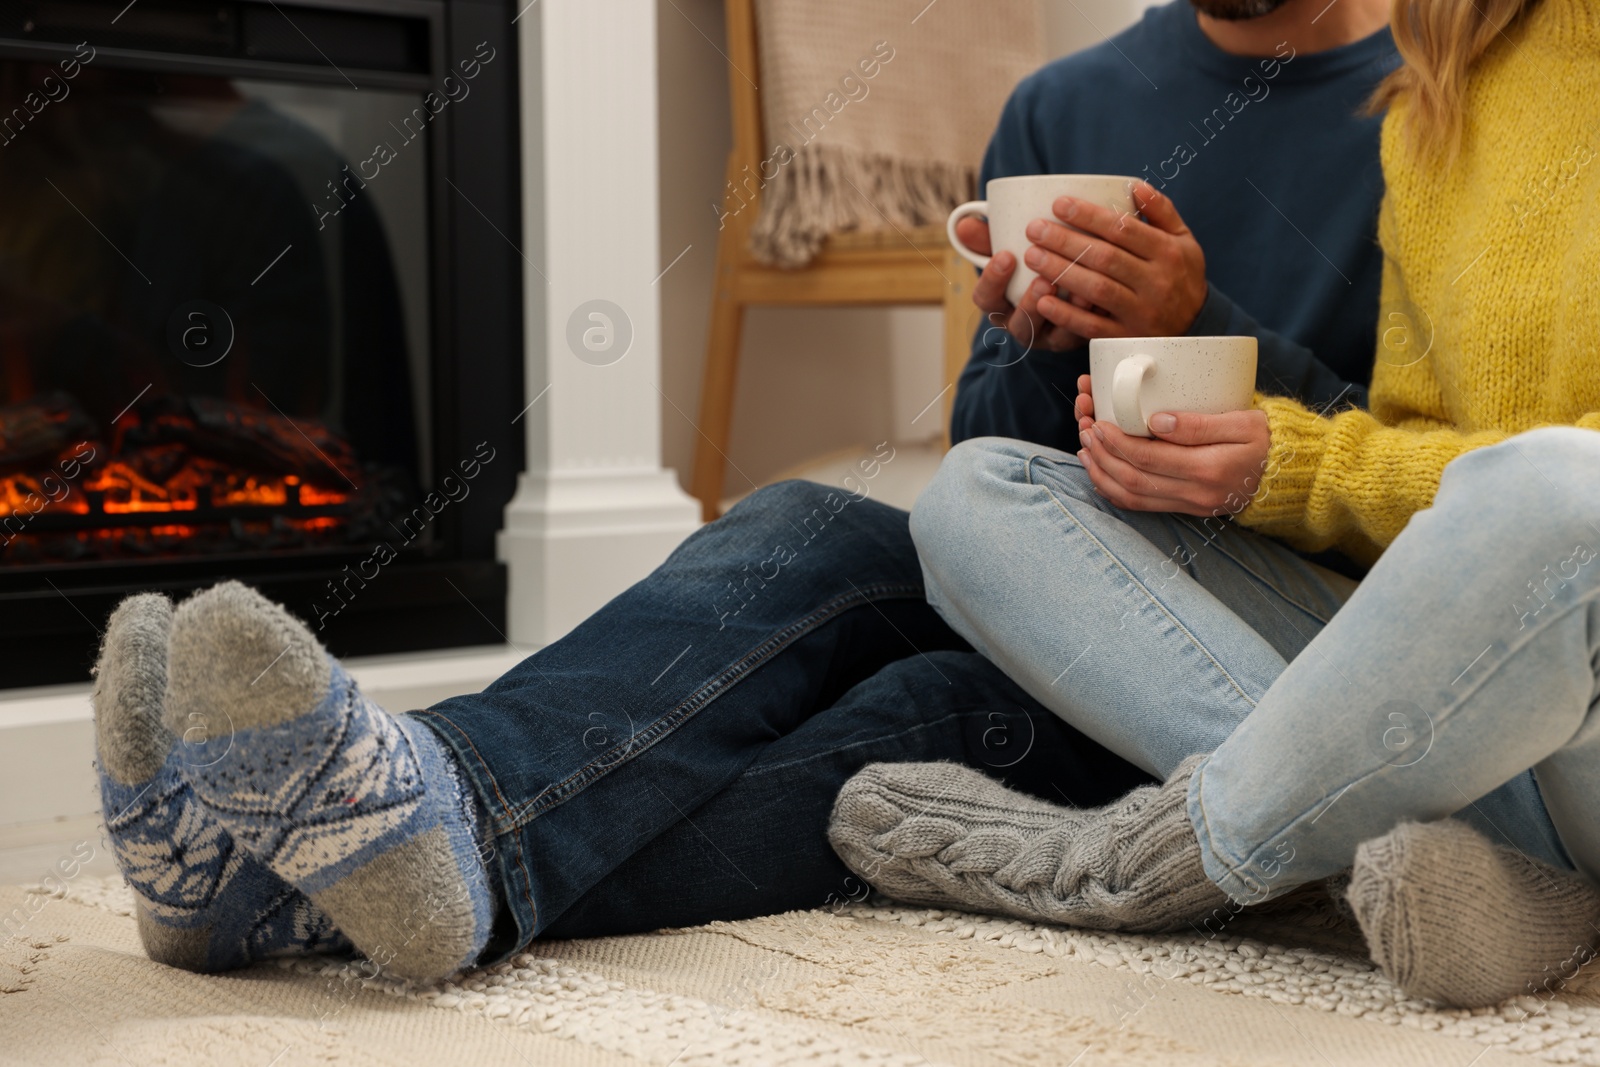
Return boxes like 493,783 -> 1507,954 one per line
912,431 -> 1597,901
413,480 -> 1152,958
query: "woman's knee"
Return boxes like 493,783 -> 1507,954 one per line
1505,427 -> 1600,484
910,437 -> 1042,557
1440,428 -> 1600,527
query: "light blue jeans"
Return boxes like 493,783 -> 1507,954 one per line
912,428 -> 1600,901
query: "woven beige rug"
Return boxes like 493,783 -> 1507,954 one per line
4,876 -> 1598,1065
748,0 -> 1041,267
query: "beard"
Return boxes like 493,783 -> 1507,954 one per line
1188,0 -> 1291,18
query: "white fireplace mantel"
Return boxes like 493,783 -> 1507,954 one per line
497,0 -> 702,644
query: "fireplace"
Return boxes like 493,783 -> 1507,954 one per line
0,0 -> 523,687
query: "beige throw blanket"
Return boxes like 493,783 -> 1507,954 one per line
749,0 -> 1043,267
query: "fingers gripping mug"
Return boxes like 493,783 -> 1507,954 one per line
946,174 -> 1140,307
1088,336 -> 1258,437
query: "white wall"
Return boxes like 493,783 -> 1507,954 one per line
1042,0 -> 1163,58
655,0 -> 1162,492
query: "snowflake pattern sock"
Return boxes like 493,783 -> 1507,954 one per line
94,592 -> 349,972
167,581 -> 498,981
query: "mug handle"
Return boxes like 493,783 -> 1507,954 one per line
946,201 -> 990,270
1111,353 -> 1155,435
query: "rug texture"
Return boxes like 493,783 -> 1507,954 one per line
4,876 -> 1599,1065
748,0 -> 1041,267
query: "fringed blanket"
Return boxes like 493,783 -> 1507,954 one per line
749,0 -> 1042,267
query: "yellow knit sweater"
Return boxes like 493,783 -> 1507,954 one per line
1238,0 -> 1600,565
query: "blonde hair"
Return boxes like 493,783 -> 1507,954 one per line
1370,0 -> 1544,158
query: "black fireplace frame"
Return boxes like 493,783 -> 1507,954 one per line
0,0 -> 524,688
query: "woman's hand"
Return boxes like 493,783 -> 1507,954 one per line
1072,375 -> 1271,516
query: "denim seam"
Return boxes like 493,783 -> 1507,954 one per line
1201,584 -> 1600,888
1512,767 -> 1576,870
1027,452 -> 1259,712
1189,756 -> 1238,893
495,583 -> 927,834
506,825 -> 536,946
1178,516 -> 1344,627
727,707 -> 1037,778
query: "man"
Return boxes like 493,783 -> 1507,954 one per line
955,0 -> 1394,450
92,0 -> 1397,979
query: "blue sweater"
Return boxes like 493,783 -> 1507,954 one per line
952,2 -> 1398,450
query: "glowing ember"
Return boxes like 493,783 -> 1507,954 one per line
213,474 -> 289,508
0,473 -> 91,514
0,394 -> 364,563
299,484 -> 348,507
83,461 -> 200,513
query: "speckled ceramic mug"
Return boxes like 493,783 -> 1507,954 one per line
1088,336 -> 1257,437
946,175 -> 1138,307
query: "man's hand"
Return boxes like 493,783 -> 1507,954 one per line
1073,375 -> 1270,516
959,216 -> 1088,354
1027,182 -> 1207,341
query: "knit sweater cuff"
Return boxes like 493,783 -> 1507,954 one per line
1238,393 -> 1328,531
1185,284 -> 1234,338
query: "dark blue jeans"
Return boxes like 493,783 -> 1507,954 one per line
413,481 -> 1151,958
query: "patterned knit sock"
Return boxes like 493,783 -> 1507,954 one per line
1348,819 -> 1600,1008
827,754 -> 1226,932
94,593 -> 349,972
167,581 -> 498,981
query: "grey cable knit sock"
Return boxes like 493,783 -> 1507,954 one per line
828,754 -> 1227,932
1348,819 -> 1600,1008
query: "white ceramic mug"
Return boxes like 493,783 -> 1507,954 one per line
1089,336 -> 1257,437
946,174 -> 1139,306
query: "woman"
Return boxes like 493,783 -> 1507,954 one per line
829,0 -> 1600,1008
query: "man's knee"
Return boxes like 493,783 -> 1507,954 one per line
719,478 -> 910,546
724,479 -> 830,519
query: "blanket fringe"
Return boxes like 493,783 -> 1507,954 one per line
747,143 -> 976,269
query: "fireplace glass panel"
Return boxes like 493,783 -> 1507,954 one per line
0,59 -> 432,564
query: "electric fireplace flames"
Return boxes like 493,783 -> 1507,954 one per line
0,38 -> 427,571
0,392 -> 403,563
0,0 -> 522,688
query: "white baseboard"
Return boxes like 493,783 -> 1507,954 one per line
0,813 -> 119,887
498,468 -> 700,646
0,644 -> 528,887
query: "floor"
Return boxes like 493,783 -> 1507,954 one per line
6,874 -> 1592,1066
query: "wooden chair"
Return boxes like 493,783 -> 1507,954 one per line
690,0 -> 981,521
